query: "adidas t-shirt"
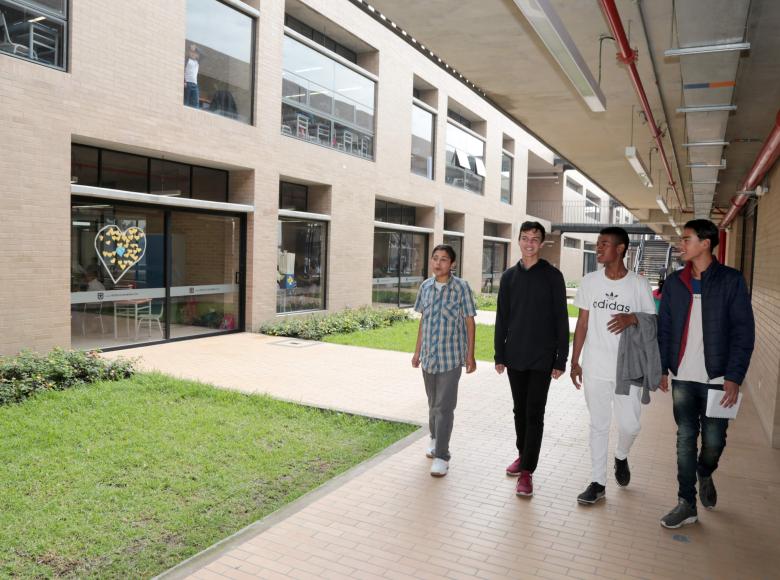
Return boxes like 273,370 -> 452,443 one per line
574,269 -> 656,381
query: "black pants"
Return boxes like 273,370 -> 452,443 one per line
508,368 -> 552,473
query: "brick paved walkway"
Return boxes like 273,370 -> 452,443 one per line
108,333 -> 780,579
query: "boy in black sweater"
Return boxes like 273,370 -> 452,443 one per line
494,221 -> 570,496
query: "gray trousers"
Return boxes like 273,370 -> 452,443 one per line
423,366 -> 462,461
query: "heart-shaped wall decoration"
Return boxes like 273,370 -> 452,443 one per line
94,225 -> 147,284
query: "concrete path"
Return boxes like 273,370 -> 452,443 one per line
107,334 -> 780,579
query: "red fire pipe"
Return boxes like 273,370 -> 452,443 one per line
718,229 -> 726,264
719,109 -> 780,229
598,0 -> 683,211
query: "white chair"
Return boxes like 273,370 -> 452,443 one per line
0,10 -> 34,58
295,113 -> 309,139
317,124 -> 330,145
136,303 -> 164,337
338,130 -> 353,153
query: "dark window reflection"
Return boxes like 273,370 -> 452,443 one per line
277,218 -> 327,313
100,151 -> 148,193
71,145 -> 98,186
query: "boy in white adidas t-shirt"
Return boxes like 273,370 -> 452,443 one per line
570,227 -> 656,505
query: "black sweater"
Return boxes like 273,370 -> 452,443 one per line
494,259 -> 570,371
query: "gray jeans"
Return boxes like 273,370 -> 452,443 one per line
423,366 -> 462,461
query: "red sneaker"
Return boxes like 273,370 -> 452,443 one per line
515,471 -> 533,496
506,456 -> 522,476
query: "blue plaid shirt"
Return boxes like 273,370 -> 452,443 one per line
414,275 -> 477,373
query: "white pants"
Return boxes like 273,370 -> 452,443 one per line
583,375 -> 642,485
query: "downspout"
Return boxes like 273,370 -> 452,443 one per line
718,230 -> 727,264
719,109 -> 780,229
598,0 -> 682,209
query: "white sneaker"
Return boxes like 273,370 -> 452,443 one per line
430,458 -> 449,477
426,438 -> 436,458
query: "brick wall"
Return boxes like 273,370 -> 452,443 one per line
742,163 -> 780,447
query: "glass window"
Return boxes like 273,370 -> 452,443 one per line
374,200 -> 416,226
185,0 -> 255,124
482,241 -> 507,294
445,123 -> 485,194
411,105 -> 435,179
100,151 -> 148,193
0,0 -> 67,69
372,230 -> 427,307
150,160 -> 191,198
284,13 -> 357,63
279,182 -> 308,212
443,235 -> 463,277
483,222 -> 499,237
191,166 -> 227,202
71,145 -> 99,186
281,35 -> 375,160
566,177 -> 583,195
501,153 -> 513,204
277,218 -> 327,313
563,237 -> 580,249
585,191 -> 601,221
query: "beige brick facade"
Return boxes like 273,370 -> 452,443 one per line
0,0 -> 547,356
739,163 -> 780,446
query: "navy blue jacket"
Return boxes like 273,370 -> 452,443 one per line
658,259 -> 754,384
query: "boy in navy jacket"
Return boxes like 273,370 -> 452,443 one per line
658,220 -> 754,529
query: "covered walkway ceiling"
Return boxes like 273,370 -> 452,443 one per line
360,0 -> 780,232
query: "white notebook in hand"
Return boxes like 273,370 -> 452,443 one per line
706,389 -> 743,419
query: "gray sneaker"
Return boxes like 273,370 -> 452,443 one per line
698,474 -> 717,510
660,498 -> 698,529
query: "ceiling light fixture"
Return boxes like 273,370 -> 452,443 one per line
676,105 -> 737,113
669,217 -> 677,228
665,42 -> 750,57
687,160 -> 727,169
683,141 -> 730,147
656,196 -> 669,214
512,0 -> 606,112
625,147 -> 653,188
675,226 -> 682,236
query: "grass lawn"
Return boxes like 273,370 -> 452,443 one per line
0,374 -> 416,578
324,320 -> 497,361
474,296 -> 579,318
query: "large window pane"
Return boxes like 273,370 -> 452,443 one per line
501,153 -> 513,203
100,151 -> 148,193
71,145 -> 98,186
443,235 -> 463,277
445,123 -> 485,194
150,160 -> 191,198
185,0 -> 254,124
372,230 -> 427,307
281,35 -> 375,160
70,202 -> 165,350
482,241 -> 507,293
411,105 -> 434,179
191,166 -> 227,202
277,218 -> 327,313
0,0 -> 67,69
279,182 -> 308,212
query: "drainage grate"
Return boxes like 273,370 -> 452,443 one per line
270,338 -> 319,348
672,534 -> 691,543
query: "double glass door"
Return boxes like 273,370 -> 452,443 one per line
70,200 -> 243,350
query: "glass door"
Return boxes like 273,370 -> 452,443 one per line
170,212 -> 241,338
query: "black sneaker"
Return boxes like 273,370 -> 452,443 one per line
614,457 -> 630,487
577,482 -> 606,505
660,498 -> 698,529
698,474 -> 717,510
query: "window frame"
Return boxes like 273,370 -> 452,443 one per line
0,0 -> 69,71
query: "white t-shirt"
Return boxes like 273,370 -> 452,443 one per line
674,278 -> 724,384
574,269 -> 656,380
184,58 -> 199,84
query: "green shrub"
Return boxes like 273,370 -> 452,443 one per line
259,306 -> 411,341
0,349 -> 135,406
475,293 -> 497,311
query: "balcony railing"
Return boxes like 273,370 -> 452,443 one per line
526,201 -> 636,226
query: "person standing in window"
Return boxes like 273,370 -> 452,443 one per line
570,227 -> 656,505
184,43 -> 201,108
494,222 -> 569,497
658,220 -> 754,529
412,245 -> 477,478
